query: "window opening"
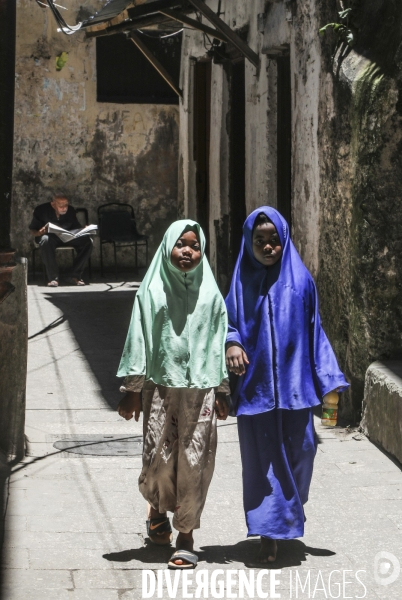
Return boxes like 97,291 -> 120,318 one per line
96,31 -> 182,104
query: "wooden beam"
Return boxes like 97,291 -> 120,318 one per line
84,9 -> 131,33
85,5 -> 194,38
158,9 -> 227,43
129,33 -> 182,97
86,14 -> 174,38
188,0 -> 259,68
85,1 -> 187,35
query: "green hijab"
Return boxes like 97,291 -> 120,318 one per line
117,220 -> 228,389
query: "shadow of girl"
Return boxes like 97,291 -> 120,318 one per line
197,539 -> 336,569
103,539 -> 336,569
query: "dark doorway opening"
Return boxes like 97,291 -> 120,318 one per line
229,59 -> 247,272
96,32 -> 182,104
276,54 -> 292,230
193,60 -> 212,253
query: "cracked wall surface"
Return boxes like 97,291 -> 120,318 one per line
12,0 -> 179,270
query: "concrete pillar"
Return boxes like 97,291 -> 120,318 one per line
0,257 -> 28,462
0,0 -> 16,249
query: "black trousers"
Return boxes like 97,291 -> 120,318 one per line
38,234 -> 93,281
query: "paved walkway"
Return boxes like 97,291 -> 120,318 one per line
1,282 -> 402,599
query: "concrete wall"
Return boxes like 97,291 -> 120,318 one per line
12,0 -> 179,271
0,257 -> 27,462
361,361 -> 402,465
289,0 -> 322,277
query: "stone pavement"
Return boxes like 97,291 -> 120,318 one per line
1,282 -> 402,599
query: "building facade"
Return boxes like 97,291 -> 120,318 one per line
9,0 -> 402,423
178,0 -> 402,422
11,0 -> 180,269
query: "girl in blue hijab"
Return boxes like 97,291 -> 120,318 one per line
225,207 -> 349,563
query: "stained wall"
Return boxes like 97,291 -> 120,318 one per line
179,0 -> 402,422
316,0 -> 402,421
12,0 -> 179,271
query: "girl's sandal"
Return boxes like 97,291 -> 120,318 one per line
168,549 -> 198,570
168,537 -> 197,570
146,517 -> 173,545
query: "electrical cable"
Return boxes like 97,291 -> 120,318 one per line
36,0 -> 67,9
137,28 -> 184,39
35,0 -> 82,35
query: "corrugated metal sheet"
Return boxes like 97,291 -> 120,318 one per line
82,0 -> 134,27
82,0 -> 180,27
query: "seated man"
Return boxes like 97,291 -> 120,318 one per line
29,193 -> 93,287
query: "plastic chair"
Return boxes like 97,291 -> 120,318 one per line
98,203 -> 148,278
32,207 -> 92,281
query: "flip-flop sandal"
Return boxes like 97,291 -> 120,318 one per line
146,517 -> 173,545
47,280 -> 58,287
72,278 -> 85,286
168,549 -> 198,570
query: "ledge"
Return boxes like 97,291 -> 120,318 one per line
360,361 -> 402,465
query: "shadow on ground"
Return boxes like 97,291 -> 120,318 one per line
103,539 -> 336,568
43,288 -> 136,409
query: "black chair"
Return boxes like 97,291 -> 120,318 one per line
98,203 -> 148,278
32,207 -> 92,281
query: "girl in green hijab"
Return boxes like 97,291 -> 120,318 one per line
117,220 -> 229,569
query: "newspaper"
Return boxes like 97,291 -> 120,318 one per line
47,223 -> 98,244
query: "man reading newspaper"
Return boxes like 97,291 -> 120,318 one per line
29,193 -> 94,287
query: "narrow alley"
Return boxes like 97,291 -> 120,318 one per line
1,283 -> 401,599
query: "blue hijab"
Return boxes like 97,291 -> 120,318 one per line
226,207 -> 349,416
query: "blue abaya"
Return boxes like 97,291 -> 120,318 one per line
226,207 -> 349,539
238,409 -> 317,539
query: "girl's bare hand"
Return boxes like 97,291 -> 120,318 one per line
226,343 -> 249,376
117,392 -> 141,421
215,393 -> 229,420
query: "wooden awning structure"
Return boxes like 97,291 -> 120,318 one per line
82,0 -> 260,69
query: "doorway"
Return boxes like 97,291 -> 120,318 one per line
276,54 -> 292,230
193,60 -> 212,252
229,59 -> 247,271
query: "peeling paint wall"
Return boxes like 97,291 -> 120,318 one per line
12,0 -> 179,271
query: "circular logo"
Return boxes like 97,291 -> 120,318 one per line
374,551 -> 400,586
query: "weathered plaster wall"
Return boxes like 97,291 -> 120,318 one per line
261,0 -> 402,422
208,64 -> 230,276
179,0 -> 324,277
12,0 -> 179,271
179,24 -> 231,275
179,0 -> 402,424
178,0 -> 269,280
0,258 -> 27,461
361,361 -> 402,465
290,0 -> 322,277
242,3 -> 271,216
316,0 -> 402,421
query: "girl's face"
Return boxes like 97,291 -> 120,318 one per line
171,230 -> 202,272
252,221 -> 283,266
